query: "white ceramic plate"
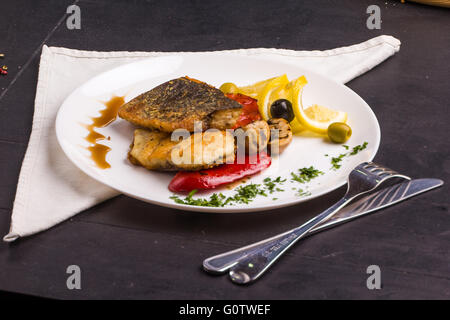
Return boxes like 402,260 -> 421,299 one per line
56,54 -> 380,213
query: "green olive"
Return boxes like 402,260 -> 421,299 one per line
219,82 -> 239,94
328,122 -> 352,143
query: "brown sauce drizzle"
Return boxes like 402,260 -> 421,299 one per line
86,144 -> 111,169
83,96 -> 125,169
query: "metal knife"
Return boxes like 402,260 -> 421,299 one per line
203,178 -> 443,274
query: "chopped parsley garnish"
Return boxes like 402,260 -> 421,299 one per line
291,166 -> 324,183
170,172 -> 295,207
170,166 -> 325,207
329,142 -> 369,170
263,176 -> 286,193
170,183 -> 270,207
331,154 -> 346,170
295,188 -> 311,197
228,183 -> 268,204
170,190 -> 228,207
349,141 -> 368,155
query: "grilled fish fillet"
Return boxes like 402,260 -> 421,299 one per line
128,129 -> 235,171
209,108 -> 242,130
118,77 -> 242,132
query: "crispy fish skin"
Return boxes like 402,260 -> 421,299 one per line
118,77 -> 242,132
128,129 -> 235,171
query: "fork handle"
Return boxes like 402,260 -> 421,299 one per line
203,207 -> 346,273
228,197 -> 351,284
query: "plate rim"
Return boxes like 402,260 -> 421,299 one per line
55,54 -> 381,213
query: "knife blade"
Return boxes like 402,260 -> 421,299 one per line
311,178 -> 443,233
203,178 -> 443,274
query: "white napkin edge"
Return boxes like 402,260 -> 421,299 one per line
45,35 -> 399,84
45,35 -> 400,59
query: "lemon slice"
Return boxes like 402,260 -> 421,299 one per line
263,77 -> 305,133
257,74 -> 289,121
238,77 -> 276,98
292,77 -> 347,135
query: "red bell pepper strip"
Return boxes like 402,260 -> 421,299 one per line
226,93 -> 261,128
169,152 -> 272,192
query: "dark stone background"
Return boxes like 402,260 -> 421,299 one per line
0,0 -> 448,299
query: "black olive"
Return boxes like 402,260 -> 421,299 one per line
270,99 -> 295,122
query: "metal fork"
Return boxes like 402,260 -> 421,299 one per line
216,162 -> 409,284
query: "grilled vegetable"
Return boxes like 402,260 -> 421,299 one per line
226,93 -> 261,129
267,118 -> 293,154
238,120 -> 270,155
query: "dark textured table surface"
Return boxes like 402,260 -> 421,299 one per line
0,0 -> 449,299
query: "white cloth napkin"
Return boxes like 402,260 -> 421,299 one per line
3,35 -> 401,242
